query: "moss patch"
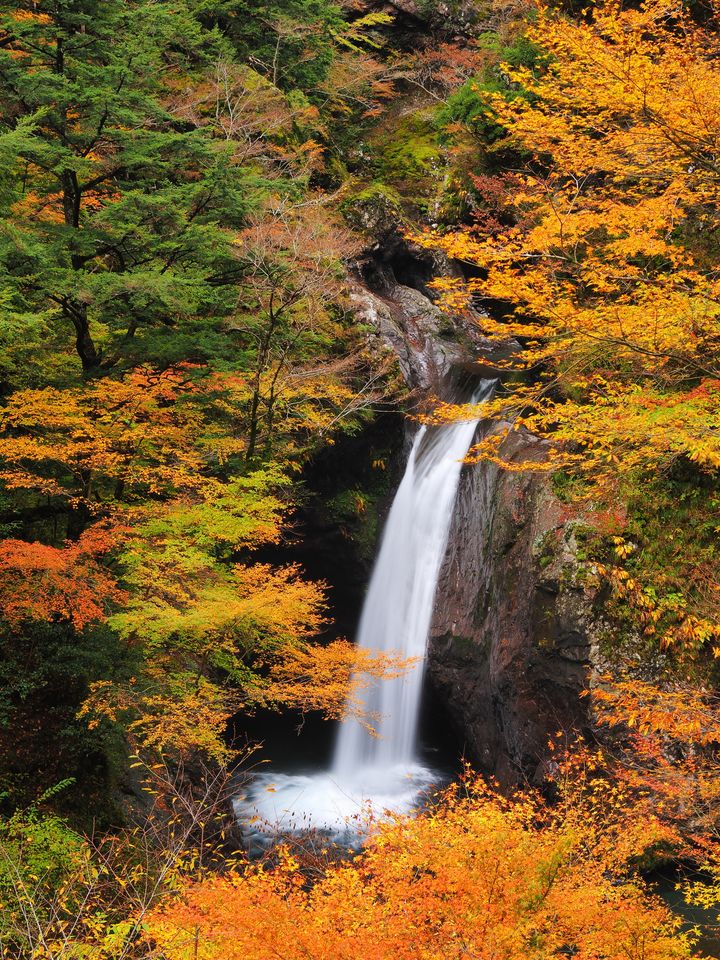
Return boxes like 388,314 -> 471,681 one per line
325,465 -> 393,565
339,183 -> 406,234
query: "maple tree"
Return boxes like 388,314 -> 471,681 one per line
229,201 -> 364,461
0,366 -> 210,517
418,0 -> 720,484
413,0 -> 720,662
0,358 -> 405,761
590,677 -> 720,847
147,772 -> 693,960
0,525 -> 127,631
0,322 -> 401,795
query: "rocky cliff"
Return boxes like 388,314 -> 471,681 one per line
429,429 -> 597,785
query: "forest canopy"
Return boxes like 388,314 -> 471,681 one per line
2,0 -> 720,958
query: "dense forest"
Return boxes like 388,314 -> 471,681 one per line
2,0 -> 720,956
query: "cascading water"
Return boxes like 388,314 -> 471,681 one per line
333,381 -> 496,777
236,381 -> 494,845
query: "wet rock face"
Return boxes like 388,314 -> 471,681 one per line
429,428 -> 595,784
348,217 -> 593,785
351,243 -> 513,398
351,0 -> 481,44
351,280 -> 467,397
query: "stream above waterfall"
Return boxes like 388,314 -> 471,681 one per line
235,382 -> 495,848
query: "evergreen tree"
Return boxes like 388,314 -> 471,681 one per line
0,1 -> 257,379
191,0 -> 346,91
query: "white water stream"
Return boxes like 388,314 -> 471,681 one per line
236,382 -> 493,845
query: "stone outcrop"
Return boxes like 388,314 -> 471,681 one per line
351,245 -> 516,398
351,281 -> 467,397
351,0 -> 481,43
428,428 -> 599,784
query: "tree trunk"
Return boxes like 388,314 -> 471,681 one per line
61,158 -> 102,370
245,309 -> 278,462
69,302 -> 102,372
246,385 -> 261,462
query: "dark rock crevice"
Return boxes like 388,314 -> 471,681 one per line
351,0 -> 483,47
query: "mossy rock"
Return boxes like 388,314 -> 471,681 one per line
339,183 -> 406,235
326,468 -> 392,565
370,109 -> 446,203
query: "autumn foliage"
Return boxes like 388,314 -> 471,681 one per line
414,0 -> 720,666
0,525 -> 127,630
147,774 -> 692,960
590,677 -> 720,845
418,0 -> 720,484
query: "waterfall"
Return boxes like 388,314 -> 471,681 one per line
236,381 -> 493,845
333,380 -> 495,778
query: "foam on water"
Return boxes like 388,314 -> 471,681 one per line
236,764 -> 440,848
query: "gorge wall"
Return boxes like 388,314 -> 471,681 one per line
429,434 -> 596,785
